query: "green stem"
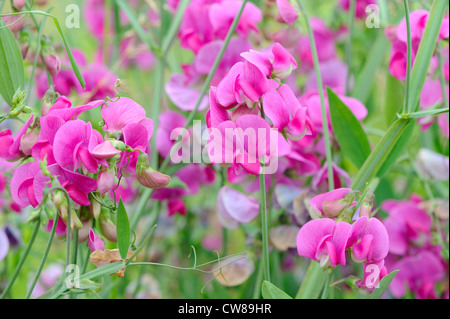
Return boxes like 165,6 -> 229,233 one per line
345,0 -> 356,96
320,269 -> 332,299
25,213 -> 58,299
295,262 -> 327,299
259,173 -> 270,282
296,0 -> 334,191
0,220 -> 40,299
252,259 -> 264,299
402,0 -> 412,114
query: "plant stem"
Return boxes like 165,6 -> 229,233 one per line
320,269 -> 332,299
402,0 -> 412,114
345,0 -> 356,96
25,213 -> 58,299
296,0 -> 334,191
259,173 -> 270,282
0,220 -> 40,299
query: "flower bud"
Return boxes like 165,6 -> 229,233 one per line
310,188 -> 357,219
43,54 -> 60,78
97,168 -> 116,195
359,191 -> 375,218
88,229 -> 105,252
13,0 -> 26,10
135,153 -> 170,189
99,214 -> 117,242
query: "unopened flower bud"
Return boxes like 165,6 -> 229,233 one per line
43,54 -> 60,78
135,153 -> 170,189
359,191 -> 375,218
99,214 -> 117,242
13,0 -> 26,10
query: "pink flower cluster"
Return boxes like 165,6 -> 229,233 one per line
297,188 -> 390,289
382,195 -> 447,299
1,96 -> 170,235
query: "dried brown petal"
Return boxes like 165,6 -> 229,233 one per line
269,225 -> 300,251
89,249 -> 136,278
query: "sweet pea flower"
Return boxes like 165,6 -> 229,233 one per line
45,217 -> 67,237
382,197 -> 432,255
339,0 -> 377,19
275,0 -> 298,25
261,84 -> 313,141
297,218 -> 352,268
216,61 -> 279,109
311,163 -> 352,192
346,216 -> 390,264
0,115 -> 34,161
10,161 -> 42,208
309,188 -> 356,219
358,260 -> 388,290
88,229 -> 105,252
296,18 -> 337,68
389,250 -> 446,299
207,114 -> 275,175
217,186 -> 259,230
241,42 -> 298,79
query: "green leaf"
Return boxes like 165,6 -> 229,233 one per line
295,262 -> 327,299
116,199 -> 131,261
351,119 -> 412,191
365,270 -> 399,299
0,20 -> 25,107
262,281 -> 293,299
384,75 -> 405,127
328,88 -> 371,168
377,120 -> 415,178
352,33 -> 388,104
406,0 -> 448,113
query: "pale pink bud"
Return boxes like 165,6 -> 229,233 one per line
43,54 -> 60,78
88,229 -> 105,252
13,0 -> 26,10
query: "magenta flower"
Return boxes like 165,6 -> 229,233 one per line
241,42 -> 298,79
207,114 -> 274,175
309,188 -> 356,219
101,97 -> 154,137
339,0 -> 377,19
45,217 -> 67,237
168,198 -> 187,217
10,161 -> 41,208
217,186 -> 259,229
275,0 -> 298,25
216,61 -> 278,109
389,250 -> 446,299
0,115 -> 34,161
261,84 -> 313,141
53,120 -> 104,174
297,218 -> 352,268
88,229 -> 105,252
346,216 -> 390,264
382,197 -> 432,255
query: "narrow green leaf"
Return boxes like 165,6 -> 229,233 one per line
351,119 -> 412,191
384,75 -> 405,127
116,199 -> 131,261
377,120 -> 415,178
295,262 -> 327,299
262,281 -> 292,299
407,0 -> 448,113
365,270 -> 399,299
406,107 -> 449,119
328,88 -> 371,168
0,20 -> 25,107
352,32 -> 388,104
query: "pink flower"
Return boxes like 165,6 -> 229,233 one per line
216,61 -> 279,109
45,217 -> 67,237
389,250 -> 446,299
207,114 -> 275,175
10,161 -> 41,208
0,115 -> 34,161
88,229 -> 105,252
275,0 -> 298,25
309,188 -> 356,219
53,120 -> 104,174
339,0 -> 377,19
297,218 -> 352,268
261,84 -> 313,141
242,43 -> 297,79
296,18 -> 336,68
346,216 -> 390,264
101,97 -> 154,137
382,197 -> 432,255
168,198 -> 187,217
358,260 -> 388,290
217,186 -> 259,229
